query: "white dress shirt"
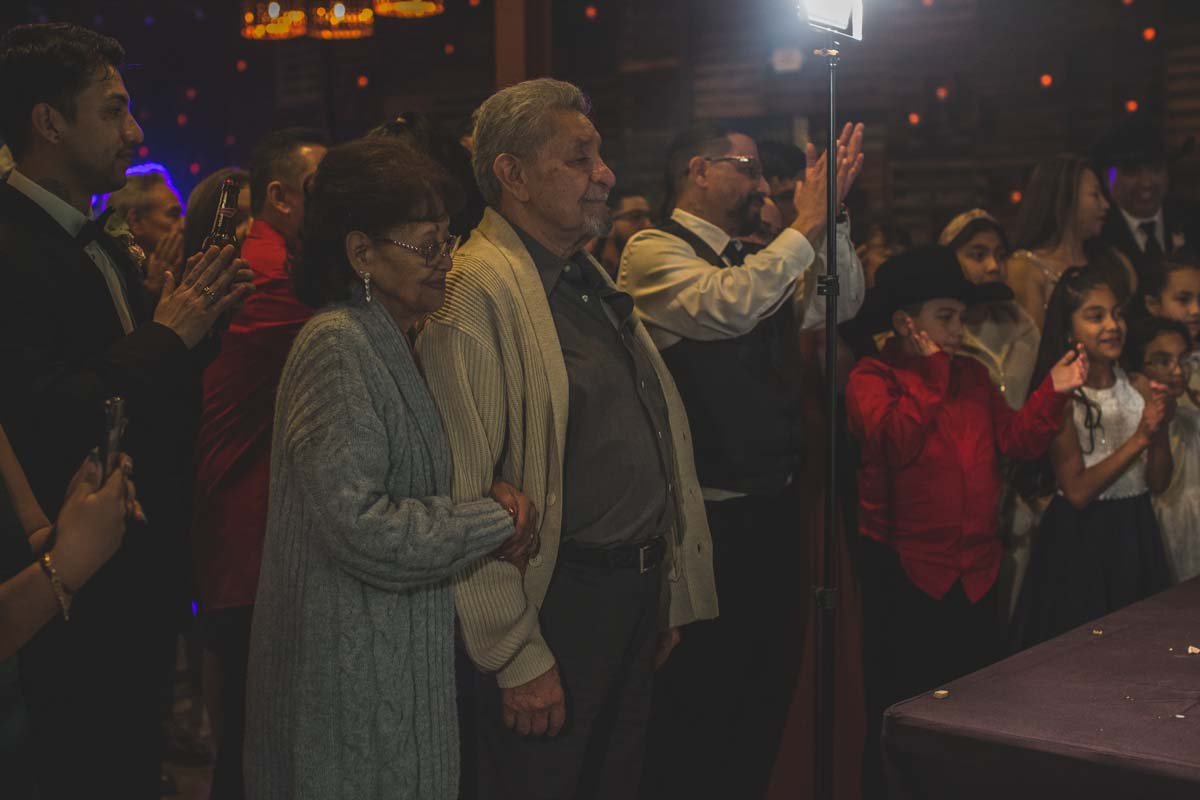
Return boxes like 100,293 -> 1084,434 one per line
7,168 -> 136,333
1119,206 -> 1166,253
617,207 -> 864,350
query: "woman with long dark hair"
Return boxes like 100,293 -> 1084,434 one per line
1011,267 -> 1172,649
1008,155 -> 1136,330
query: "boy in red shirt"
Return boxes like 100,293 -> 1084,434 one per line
846,246 -> 1087,797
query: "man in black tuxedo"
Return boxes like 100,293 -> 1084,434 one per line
0,24 -> 252,798
1094,115 -> 1198,280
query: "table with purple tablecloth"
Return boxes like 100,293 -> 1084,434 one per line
883,578 -> 1200,799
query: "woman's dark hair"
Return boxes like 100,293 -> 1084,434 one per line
184,167 -> 249,260
1013,154 -> 1133,301
945,216 -> 1011,255
1013,154 -> 1095,252
1121,316 -> 1192,375
367,112 -> 484,238
293,137 -> 465,309
1018,267 -> 1117,497
0,23 -> 124,158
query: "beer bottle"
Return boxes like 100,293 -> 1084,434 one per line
202,178 -> 241,250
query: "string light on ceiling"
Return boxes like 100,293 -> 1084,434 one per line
240,1 -> 307,40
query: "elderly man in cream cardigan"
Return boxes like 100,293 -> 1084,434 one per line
418,79 -> 717,800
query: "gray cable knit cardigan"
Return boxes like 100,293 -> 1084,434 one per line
244,296 -> 514,799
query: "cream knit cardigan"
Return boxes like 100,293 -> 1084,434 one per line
418,208 -> 719,688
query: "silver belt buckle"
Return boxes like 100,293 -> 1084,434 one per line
639,542 -> 652,574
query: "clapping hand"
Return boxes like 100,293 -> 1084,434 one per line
143,229 -> 184,295
791,122 -> 866,243
152,245 -> 255,349
1049,344 -> 1089,394
1131,373 -> 1170,442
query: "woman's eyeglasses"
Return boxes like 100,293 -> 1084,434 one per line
373,234 -> 461,266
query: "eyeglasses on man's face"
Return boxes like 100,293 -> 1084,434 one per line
373,234 -> 461,266
705,155 -> 764,182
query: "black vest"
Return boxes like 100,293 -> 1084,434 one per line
656,220 -> 803,495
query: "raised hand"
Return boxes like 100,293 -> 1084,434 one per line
144,229 -> 184,295
834,122 -> 866,204
152,245 -> 255,349
790,122 -> 866,244
790,143 -> 829,242
1135,378 -> 1169,442
1049,344 -> 1089,393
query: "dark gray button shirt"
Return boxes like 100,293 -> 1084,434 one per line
515,227 -> 676,548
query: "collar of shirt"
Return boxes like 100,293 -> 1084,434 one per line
1119,205 -> 1165,243
512,224 -> 575,296
7,167 -> 92,237
671,207 -> 732,259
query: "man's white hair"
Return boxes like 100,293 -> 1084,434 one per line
471,78 -> 591,207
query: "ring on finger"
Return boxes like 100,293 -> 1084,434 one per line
201,285 -> 218,307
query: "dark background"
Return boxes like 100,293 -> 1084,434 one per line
3,0 -> 1198,241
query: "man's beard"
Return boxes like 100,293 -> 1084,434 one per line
583,204 -> 613,239
731,192 -> 765,237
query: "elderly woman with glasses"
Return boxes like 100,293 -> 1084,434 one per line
244,137 -> 537,800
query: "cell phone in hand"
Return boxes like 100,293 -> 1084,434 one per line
100,396 -> 126,481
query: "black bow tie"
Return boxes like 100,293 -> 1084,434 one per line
76,208 -> 116,247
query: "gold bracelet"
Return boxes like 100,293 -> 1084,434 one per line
38,552 -> 72,622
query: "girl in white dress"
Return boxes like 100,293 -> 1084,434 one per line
1012,267 -> 1172,649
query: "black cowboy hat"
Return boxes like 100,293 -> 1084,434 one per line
850,245 -> 1014,335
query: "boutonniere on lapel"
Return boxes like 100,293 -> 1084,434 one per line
103,210 -> 148,274
1172,232 -> 1187,253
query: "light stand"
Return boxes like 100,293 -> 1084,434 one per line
813,38 -> 841,800
800,3 -> 860,799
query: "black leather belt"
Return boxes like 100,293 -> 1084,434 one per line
558,536 -> 665,574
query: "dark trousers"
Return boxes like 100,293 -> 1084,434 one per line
473,555 -> 662,800
24,580 -> 178,799
200,605 -> 253,800
641,490 -> 807,800
859,538 -> 1000,800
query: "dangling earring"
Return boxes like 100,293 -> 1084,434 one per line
361,271 -> 372,303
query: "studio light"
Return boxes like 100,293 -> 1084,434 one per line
798,0 -> 863,41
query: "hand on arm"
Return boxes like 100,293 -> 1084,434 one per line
489,480 -> 539,572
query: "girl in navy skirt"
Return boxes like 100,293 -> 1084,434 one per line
1012,267 -> 1173,649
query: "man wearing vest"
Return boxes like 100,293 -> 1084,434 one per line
619,121 -> 866,799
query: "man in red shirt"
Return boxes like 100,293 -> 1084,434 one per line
191,128 -> 326,799
846,246 -> 1087,799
